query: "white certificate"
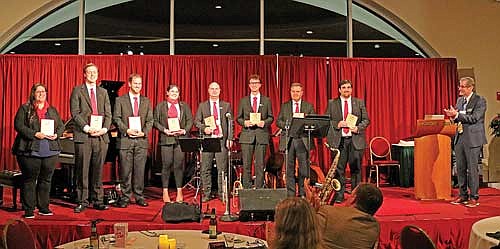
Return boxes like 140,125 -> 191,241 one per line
40,119 -> 54,136
167,118 -> 181,132
128,116 -> 142,131
293,112 -> 305,118
90,115 -> 103,130
345,113 -> 358,128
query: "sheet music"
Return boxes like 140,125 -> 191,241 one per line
40,119 -> 54,136
128,116 -> 142,131
90,115 -> 103,130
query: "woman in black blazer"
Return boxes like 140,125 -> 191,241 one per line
12,83 -> 64,218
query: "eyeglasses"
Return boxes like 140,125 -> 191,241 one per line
458,85 -> 471,89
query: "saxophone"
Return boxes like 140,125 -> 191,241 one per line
318,143 -> 341,205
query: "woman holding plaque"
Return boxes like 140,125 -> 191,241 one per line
12,83 -> 64,218
154,84 -> 193,202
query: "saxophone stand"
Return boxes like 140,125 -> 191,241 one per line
290,115 -> 330,184
221,116 -> 239,222
179,136 -> 221,222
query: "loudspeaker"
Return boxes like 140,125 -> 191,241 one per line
239,188 -> 287,221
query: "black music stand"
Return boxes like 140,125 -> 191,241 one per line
289,115 -> 330,177
178,137 -> 221,222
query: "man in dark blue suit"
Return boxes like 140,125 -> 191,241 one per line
445,77 -> 487,208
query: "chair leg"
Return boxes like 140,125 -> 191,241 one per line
368,168 -> 372,184
13,187 -> 18,210
376,166 -> 380,187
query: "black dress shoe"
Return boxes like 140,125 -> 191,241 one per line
116,200 -> 129,208
136,199 -> 149,207
74,204 -> 87,213
93,203 -> 109,210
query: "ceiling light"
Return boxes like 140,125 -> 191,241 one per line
415,53 -> 420,56
215,5 -> 222,9
212,44 -> 219,47
306,30 -> 313,34
127,50 -> 133,55
9,51 -> 15,54
54,42 -> 61,46
140,52 -> 144,55
374,44 -> 381,49
98,52 -> 102,55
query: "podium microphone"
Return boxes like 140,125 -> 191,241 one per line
225,113 -> 232,119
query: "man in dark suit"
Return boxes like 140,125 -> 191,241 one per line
153,85 -> 193,203
70,63 -> 112,212
276,82 -> 316,197
324,79 -> 370,203
237,74 -> 274,189
113,73 -> 153,208
195,82 -> 233,201
445,77 -> 487,208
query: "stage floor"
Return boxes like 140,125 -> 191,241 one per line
1,186 -> 500,249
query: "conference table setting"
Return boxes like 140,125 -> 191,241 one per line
55,229 -> 268,249
469,216 -> 500,249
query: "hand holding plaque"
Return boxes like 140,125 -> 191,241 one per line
40,119 -> 55,136
167,118 -> 181,132
249,112 -> 261,125
345,113 -> 358,129
90,115 -> 103,130
204,116 -> 217,130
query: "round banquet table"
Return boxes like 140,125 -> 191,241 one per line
469,216 -> 500,249
55,229 -> 267,249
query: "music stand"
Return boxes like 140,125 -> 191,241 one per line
178,137 -> 221,222
289,115 -> 330,177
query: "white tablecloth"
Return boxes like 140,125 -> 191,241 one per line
469,216 -> 500,249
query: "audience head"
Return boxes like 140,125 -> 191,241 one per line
350,183 -> 383,215
338,79 -> 353,98
290,82 -> 304,102
273,197 -> 321,249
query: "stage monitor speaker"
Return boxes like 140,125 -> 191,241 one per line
239,188 -> 287,222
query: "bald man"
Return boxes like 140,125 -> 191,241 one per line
194,82 -> 234,201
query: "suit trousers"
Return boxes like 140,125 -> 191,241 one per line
241,142 -> 267,189
286,138 -> 309,197
160,144 -> 184,188
118,139 -> 147,202
201,139 -> 228,196
455,135 -> 481,200
16,155 -> 57,212
75,137 -> 108,206
334,137 -> 363,200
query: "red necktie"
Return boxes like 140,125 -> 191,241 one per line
133,97 -> 139,116
295,102 -> 299,113
343,100 -> 349,133
252,97 -> 257,112
90,88 -> 98,115
167,103 -> 178,118
213,102 -> 220,136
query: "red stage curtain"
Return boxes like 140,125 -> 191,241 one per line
0,55 -> 457,173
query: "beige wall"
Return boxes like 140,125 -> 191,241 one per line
1,0 -> 499,143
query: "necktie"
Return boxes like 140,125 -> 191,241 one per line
343,100 -> 349,134
461,97 -> 467,111
252,97 -> 258,112
90,88 -> 98,115
213,102 -> 220,136
133,97 -> 139,117
167,103 -> 178,118
295,102 -> 299,113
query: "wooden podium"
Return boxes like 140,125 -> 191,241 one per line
414,119 -> 456,200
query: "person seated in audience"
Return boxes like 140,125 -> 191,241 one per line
305,179 -> 383,249
271,197 -> 321,249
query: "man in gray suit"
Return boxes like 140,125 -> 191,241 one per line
195,82 -> 233,201
237,74 -> 274,189
70,63 -> 112,212
113,73 -> 153,208
324,80 -> 370,203
445,77 -> 487,208
277,82 -> 316,197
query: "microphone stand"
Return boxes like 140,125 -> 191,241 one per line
221,114 -> 239,222
283,119 -> 290,189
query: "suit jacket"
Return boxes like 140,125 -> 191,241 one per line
12,103 -> 65,154
69,84 -> 112,143
454,93 -> 487,147
324,97 -> 370,150
153,101 -> 193,145
194,100 -> 233,142
113,93 -> 154,149
276,100 -> 316,151
317,206 -> 380,249
236,95 -> 274,145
